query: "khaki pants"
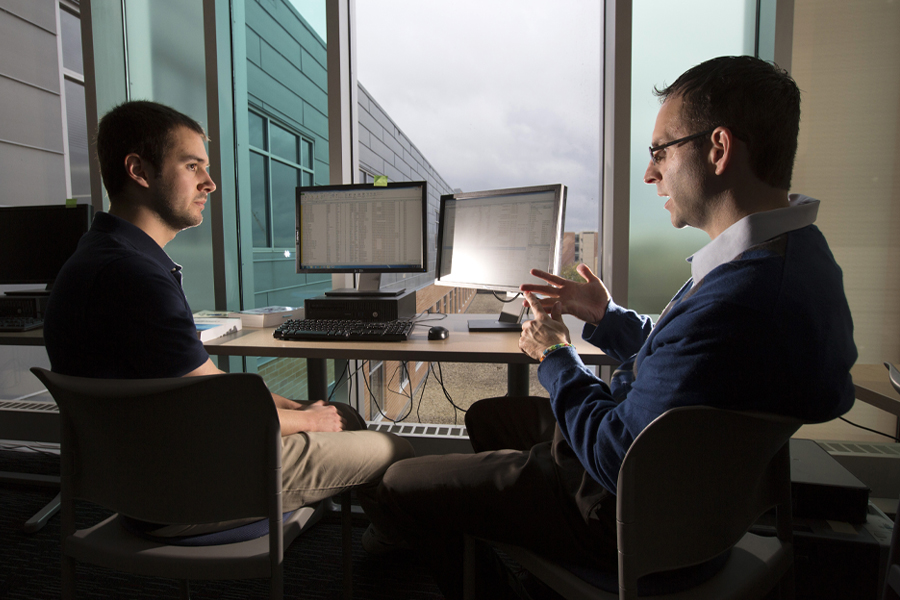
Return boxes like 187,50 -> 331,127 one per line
149,401 -> 413,537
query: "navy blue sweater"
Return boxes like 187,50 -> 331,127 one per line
538,224 -> 857,495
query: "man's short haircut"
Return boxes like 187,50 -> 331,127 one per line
654,56 -> 801,190
96,101 -> 207,199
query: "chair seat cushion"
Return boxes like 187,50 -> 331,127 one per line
121,512 -> 296,547
565,549 -> 731,596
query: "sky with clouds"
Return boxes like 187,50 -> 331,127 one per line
290,0 -> 755,238
354,0 -> 602,233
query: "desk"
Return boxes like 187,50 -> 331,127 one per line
0,328 -> 59,532
203,314 -> 617,399
851,363 -> 900,439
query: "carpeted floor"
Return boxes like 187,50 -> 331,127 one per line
0,447 -> 444,599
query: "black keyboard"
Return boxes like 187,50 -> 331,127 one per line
274,319 -> 414,342
0,316 -> 44,332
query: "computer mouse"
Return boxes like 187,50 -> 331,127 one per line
428,326 -> 450,340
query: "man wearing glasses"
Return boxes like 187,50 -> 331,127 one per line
363,56 -> 858,600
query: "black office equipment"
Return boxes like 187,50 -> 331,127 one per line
435,184 -> 566,331
295,181 -> 427,297
0,316 -> 44,332
790,438 -> 870,523
274,318 -> 413,342
0,295 -> 50,319
304,289 -> 416,322
0,203 -> 93,295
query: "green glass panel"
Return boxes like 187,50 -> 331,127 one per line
249,111 -> 266,149
301,139 -> 313,168
271,160 -> 300,248
271,122 -> 299,163
250,151 -> 270,247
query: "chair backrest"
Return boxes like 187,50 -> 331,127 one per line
31,368 -> 281,526
616,406 -> 801,592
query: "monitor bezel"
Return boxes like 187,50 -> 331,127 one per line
435,183 -> 567,294
0,203 -> 94,289
295,181 -> 429,275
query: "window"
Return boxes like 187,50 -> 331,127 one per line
248,110 -> 315,249
59,1 -> 90,200
628,1 -> 756,314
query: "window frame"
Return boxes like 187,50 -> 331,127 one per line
247,108 -> 317,251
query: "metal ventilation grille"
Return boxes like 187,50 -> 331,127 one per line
0,400 -> 58,414
367,422 -> 468,439
817,440 -> 900,458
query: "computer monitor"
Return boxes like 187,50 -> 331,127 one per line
0,203 -> 94,295
295,181 -> 428,297
435,183 -> 567,331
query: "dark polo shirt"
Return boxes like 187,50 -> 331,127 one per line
44,212 -> 209,378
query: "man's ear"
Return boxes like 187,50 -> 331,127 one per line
709,127 -> 734,176
123,153 -> 153,189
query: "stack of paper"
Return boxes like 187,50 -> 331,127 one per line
193,316 -> 242,341
228,306 -> 300,328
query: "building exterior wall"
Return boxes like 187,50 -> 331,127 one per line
0,0 -> 68,400
0,0 -> 68,206
245,0 -> 332,309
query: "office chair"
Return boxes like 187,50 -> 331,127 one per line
30,368 -> 352,600
464,405 -> 801,600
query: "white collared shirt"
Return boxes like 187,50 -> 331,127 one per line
688,194 -> 820,284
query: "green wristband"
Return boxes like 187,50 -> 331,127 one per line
540,342 -> 572,362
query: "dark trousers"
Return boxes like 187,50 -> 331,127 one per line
360,396 -> 617,599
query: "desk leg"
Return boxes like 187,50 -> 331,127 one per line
307,358 -> 329,400
508,364 -> 530,397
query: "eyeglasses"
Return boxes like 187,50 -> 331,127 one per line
648,128 -> 716,164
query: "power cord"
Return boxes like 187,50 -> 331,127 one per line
838,417 -> 900,442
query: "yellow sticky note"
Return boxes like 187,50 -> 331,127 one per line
374,176 -> 388,187
65,198 -> 77,208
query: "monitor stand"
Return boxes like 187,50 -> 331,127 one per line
468,301 -> 529,332
324,273 -> 406,297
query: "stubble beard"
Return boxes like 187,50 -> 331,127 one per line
152,178 -> 204,232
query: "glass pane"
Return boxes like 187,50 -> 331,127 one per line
241,0 -> 332,309
355,0 -> 601,424
64,79 -> 90,199
271,160 -> 300,248
60,8 -> 84,75
301,170 -> 313,187
270,122 -> 299,163
357,1 -> 601,235
250,151 -> 270,247
249,111 -> 266,149
301,139 -> 313,168
629,0 -> 756,314
123,0 -> 214,312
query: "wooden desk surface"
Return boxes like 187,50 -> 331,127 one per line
0,328 -> 45,346
851,363 -> 900,417
204,313 -> 617,366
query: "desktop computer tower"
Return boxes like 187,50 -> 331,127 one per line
304,289 -> 416,322
0,295 -> 49,318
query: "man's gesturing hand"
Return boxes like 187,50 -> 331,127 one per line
520,263 -> 610,325
519,292 -> 571,361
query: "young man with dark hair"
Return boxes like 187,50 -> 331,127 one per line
362,56 -> 857,599
44,100 -> 413,537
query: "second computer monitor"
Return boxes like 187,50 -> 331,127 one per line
295,181 -> 427,296
436,183 -> 567,294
